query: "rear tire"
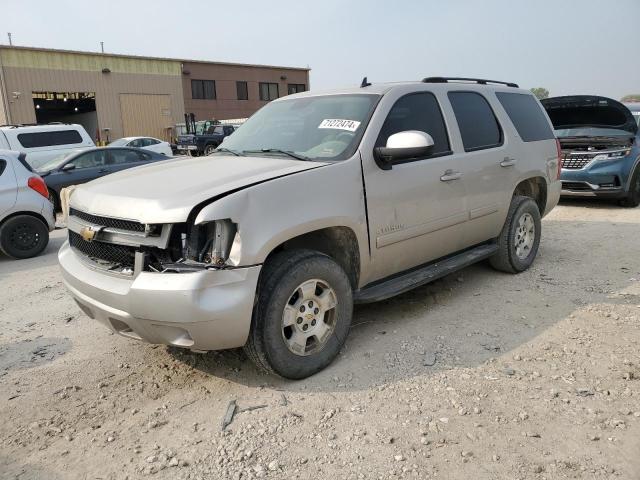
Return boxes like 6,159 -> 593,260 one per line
490,196 -> 541,273
0,215 -> 49,259
619,168 -> 640,208
244,249 -> 353,379
204,144 -> 218,156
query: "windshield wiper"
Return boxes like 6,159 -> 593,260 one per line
244,148 -> 310,161
213,147 -> 243,156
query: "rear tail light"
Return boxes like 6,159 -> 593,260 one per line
28,175 -> 49,199
555,139 -> 562,180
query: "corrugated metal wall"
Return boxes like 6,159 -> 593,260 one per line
0,48 -> 184,140
120,94 -> 171,140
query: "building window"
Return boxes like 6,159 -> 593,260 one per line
288,84 -> 306,95
236,81 -> 248,100
259,82 -> 279,101
191,80 -> 216,100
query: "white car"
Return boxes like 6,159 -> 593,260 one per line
0,124 -> 95,169
0,149 -> 55,259
109,137 -> 173,156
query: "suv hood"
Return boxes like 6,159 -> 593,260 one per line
70,155 -> 327,224
541,96 -> 638,135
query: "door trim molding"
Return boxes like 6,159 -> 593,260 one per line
376,211 -> 468,248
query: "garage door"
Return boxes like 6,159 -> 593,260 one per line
119,94 -> 171,141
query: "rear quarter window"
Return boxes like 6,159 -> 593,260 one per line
448,92 -> 502,151
17,130 -> 84,148
496,93 -> 555,142
0,159 -> 6,176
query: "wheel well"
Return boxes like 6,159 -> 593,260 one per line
265,227 -> 360,289
0,210 -> 50,230
513,177 -> 547,214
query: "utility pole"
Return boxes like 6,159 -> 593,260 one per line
7,32 -> 12,46
100,41 -> 104,53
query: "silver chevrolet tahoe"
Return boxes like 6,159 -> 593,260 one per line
59,77 -> 561,379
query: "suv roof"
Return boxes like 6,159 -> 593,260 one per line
280,77 -> 525,99
0,123 -> 86,131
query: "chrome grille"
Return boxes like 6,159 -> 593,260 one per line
561,155 -> 592,170
69,231 -> 135,267
69,208 -> 145,233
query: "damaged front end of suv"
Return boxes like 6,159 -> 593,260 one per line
542,95 -> 640,207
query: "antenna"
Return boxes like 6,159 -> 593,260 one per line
7,32 -> 12,46
360,77 -> 371,88
100,41 -> 104,53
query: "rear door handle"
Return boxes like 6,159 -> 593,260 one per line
500,157 -> 517,167
440,170 -> 462,182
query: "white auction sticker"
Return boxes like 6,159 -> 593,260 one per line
318,119 -> 361,132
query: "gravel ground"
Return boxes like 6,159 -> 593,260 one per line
1,200 -> 639,480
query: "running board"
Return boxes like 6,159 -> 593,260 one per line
354,243 -> 498,304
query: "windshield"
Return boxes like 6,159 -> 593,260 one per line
109,138 -> 129,146
36,150 -> 79,171
219,94 -> 380,161
555,127 -> 634,138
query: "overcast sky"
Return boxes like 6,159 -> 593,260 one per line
1,0 -> 638,99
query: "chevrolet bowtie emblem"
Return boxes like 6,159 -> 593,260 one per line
80,226 -> 101,242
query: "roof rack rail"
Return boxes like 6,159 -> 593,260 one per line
422,77 -> 519,88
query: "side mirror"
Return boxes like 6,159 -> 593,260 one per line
61,163 -> 76,172
374,131 -> 434,170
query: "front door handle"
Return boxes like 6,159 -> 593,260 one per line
98,168 -> 109,173
440,170 -> 462,182
500,157 -> 517,167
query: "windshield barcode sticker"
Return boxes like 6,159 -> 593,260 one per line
318,119 -> 361,132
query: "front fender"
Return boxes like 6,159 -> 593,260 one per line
193,157 -> 370,275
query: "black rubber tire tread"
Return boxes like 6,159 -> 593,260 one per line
619,168 -> 640,208
204,144 -> 218,155
0,214 -> 49,259
244,249 -> 353,379
48,188 -> 60,212
489,195 -> 541,274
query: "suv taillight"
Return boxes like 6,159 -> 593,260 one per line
28,175 -> 49,199
555,139 -> 562,180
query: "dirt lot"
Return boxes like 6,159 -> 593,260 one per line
1,200 -> 639,480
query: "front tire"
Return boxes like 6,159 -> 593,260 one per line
0,215 -> 49,259
490,196 -> 541,273
244,249 -> 353,379
619,168 -> 640,208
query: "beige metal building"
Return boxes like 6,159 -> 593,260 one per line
0,45 -> 310,143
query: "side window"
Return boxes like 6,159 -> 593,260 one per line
448,92 -> 502,151
496,92 -> 554,142
146,138 -> 160,146
68,151 -> 107,169
375,92 -> 450,157
129,139 -> 142,148
224,126 -> 234,135
212,126 -> 224,135
109,149 -> 143,164
0,159 -> 6,176
17,130 -> 83,148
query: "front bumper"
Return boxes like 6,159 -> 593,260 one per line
560,158 -> 629,198
59,241 -> 261,351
